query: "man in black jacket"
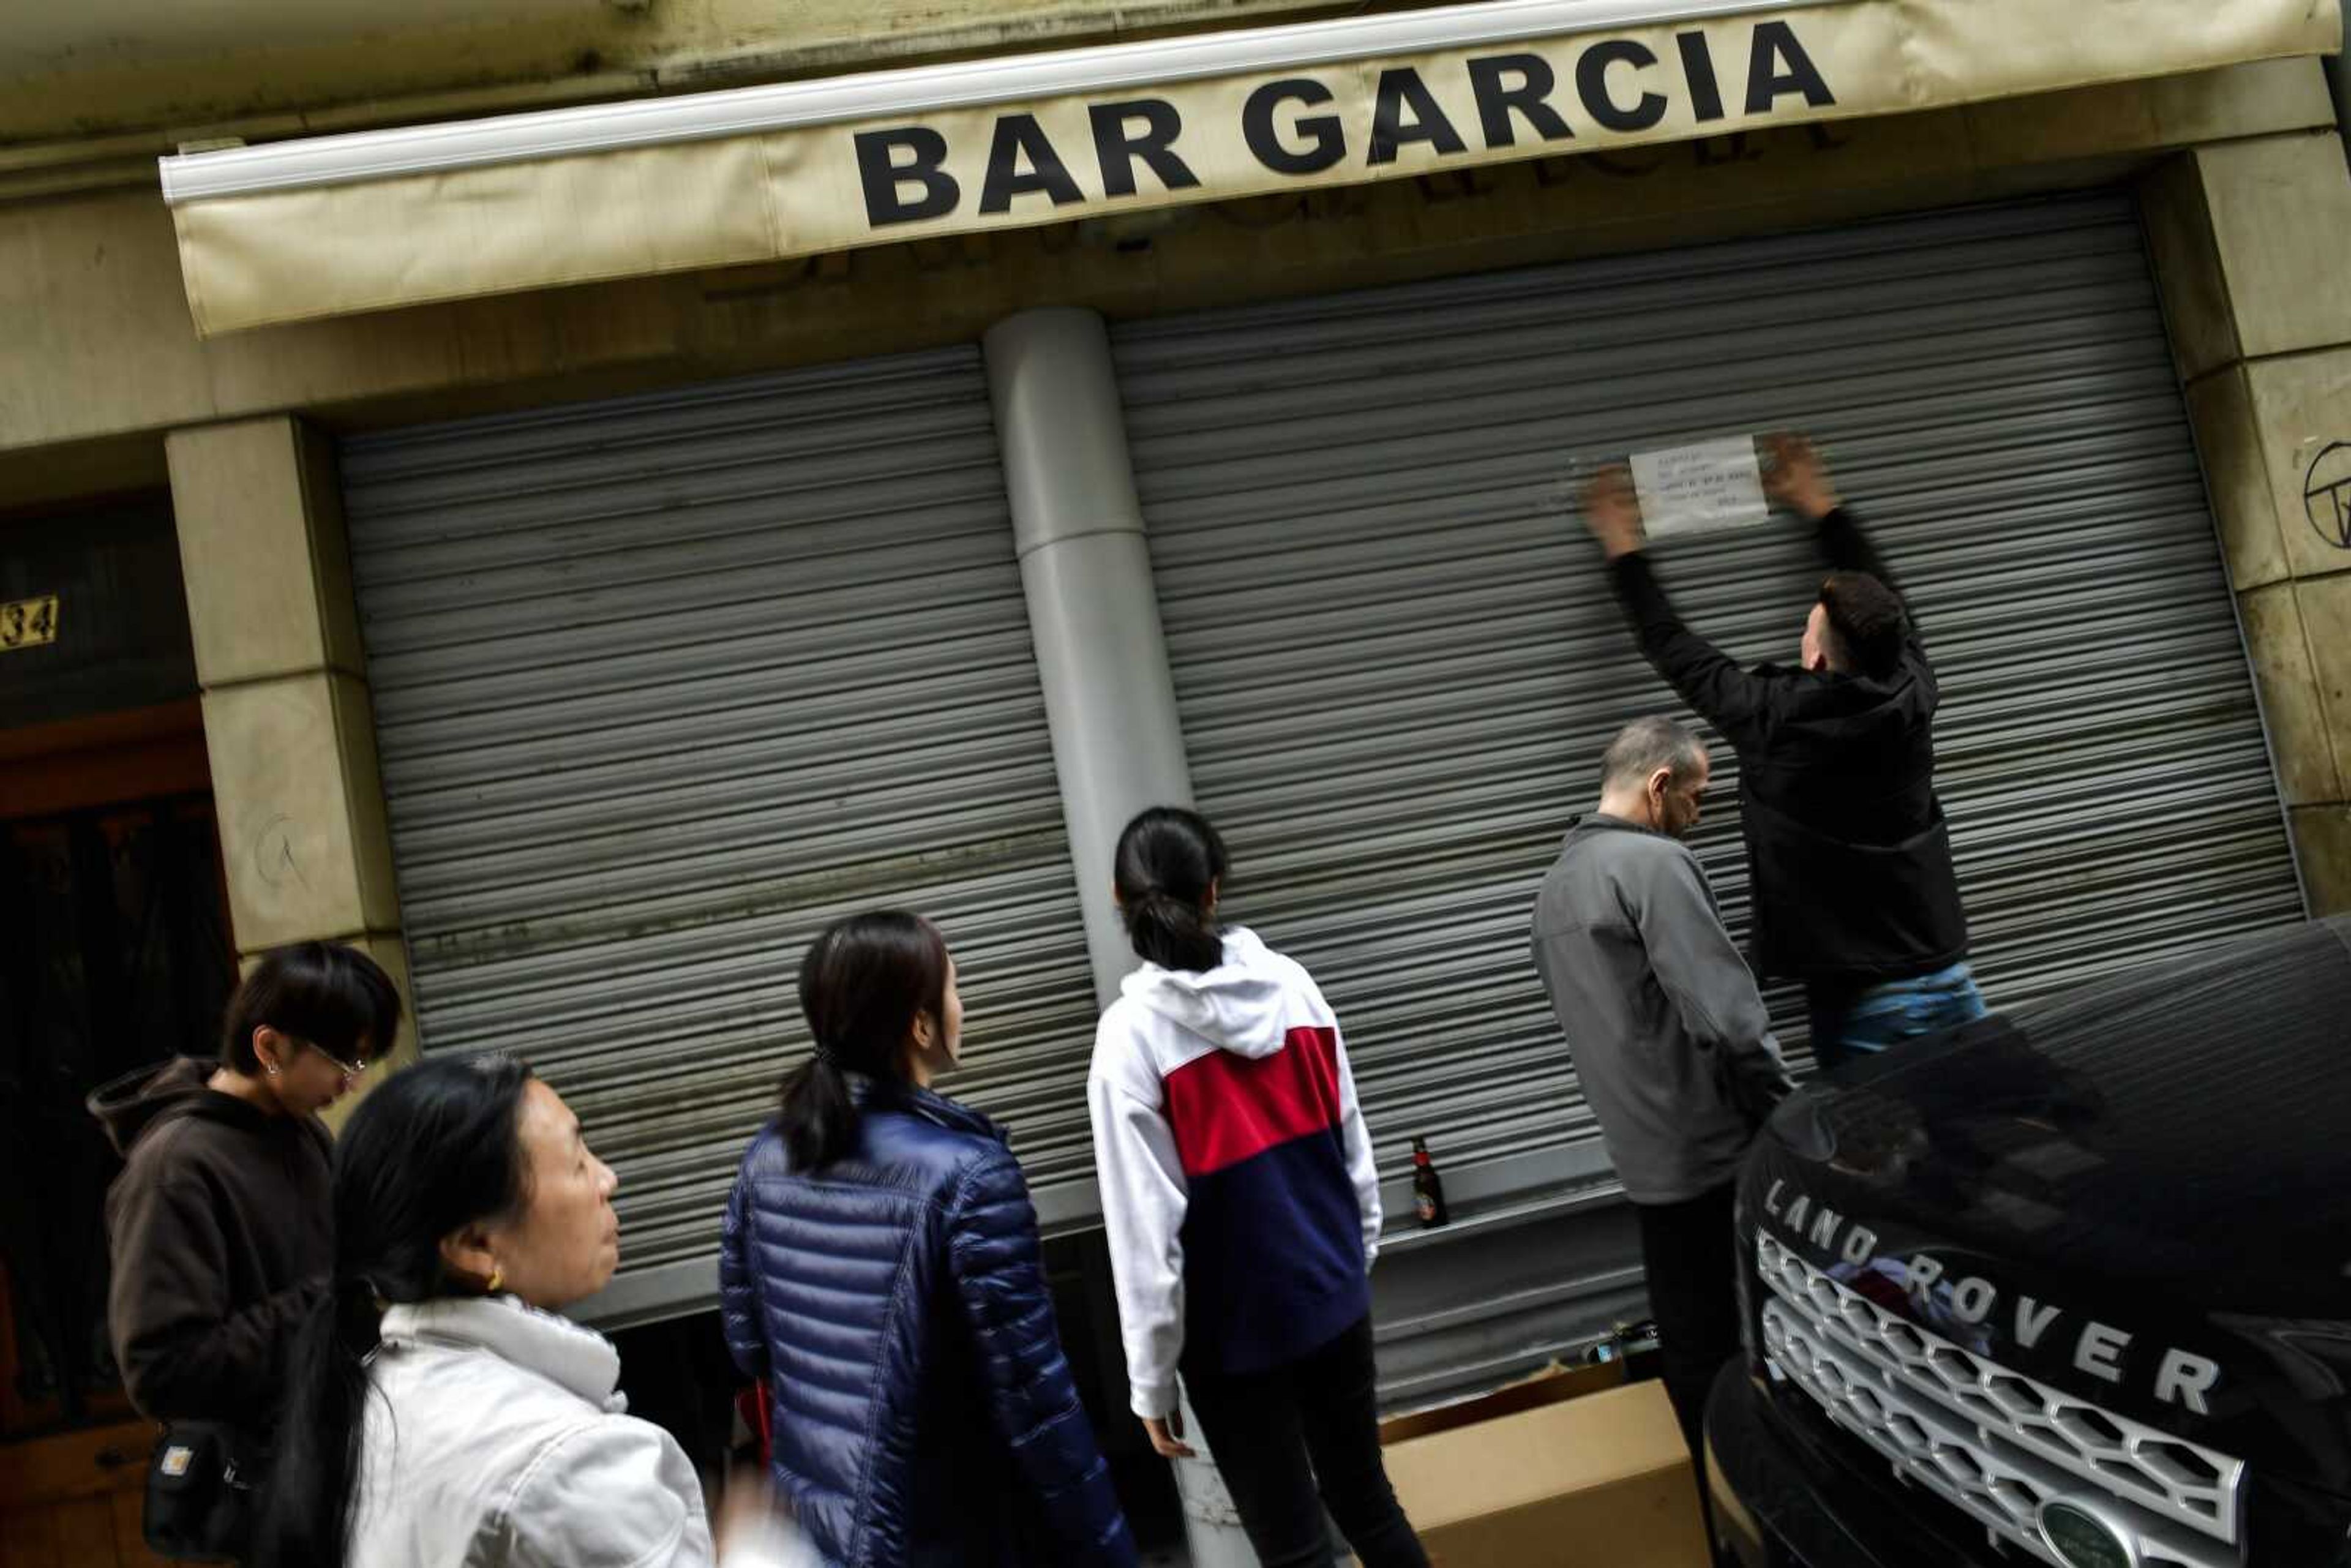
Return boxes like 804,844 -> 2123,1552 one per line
1581,433 -> 1985,1071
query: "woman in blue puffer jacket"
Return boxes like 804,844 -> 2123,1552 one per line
720,911 -> 1136,1568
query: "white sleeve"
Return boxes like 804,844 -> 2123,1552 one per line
503,1416 -> 716,1568
1087,1014 -> 1190,1420
1333,1024 -> 1384,1270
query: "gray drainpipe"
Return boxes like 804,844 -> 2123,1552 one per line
984,307 -> 1258,1567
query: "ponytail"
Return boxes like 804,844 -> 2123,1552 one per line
775,1054 -> 859,1172
1126,887 -> 1224,972
779,913 -> 951,1171
1114,807 -> 1230,972
257,1278 -> 380,1568
253,1056 -> 535,1568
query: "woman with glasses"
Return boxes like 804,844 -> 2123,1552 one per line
91,939 -> 402,1561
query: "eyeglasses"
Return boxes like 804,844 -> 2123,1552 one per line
298,1039 -> 373,1078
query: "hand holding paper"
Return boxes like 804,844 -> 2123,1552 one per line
1581,465 -> 1646,561
1761,432 -> 1840,521
1582,432 -> 1837,553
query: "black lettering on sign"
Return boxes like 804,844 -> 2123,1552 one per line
979,114 -> 1087,216
1676,32 -> 1727,123
1466,54 -> 1573,149
1089,99 -> 1202,198
1368,66 -> 1468,165
1243,78 -> 1348,176
855,127 -> 961,227
1577,40 -> 1669,133
1746,21 -> 1835,114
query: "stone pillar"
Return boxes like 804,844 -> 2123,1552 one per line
984,307 -> 1197,1007
167,416 -> 418,1113
2148,131 -> 2351,913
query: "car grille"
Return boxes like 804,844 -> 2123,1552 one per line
1756,1232 -> 2247,1568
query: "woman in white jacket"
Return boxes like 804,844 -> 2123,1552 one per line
1088,807 -> 1430,1568
255,1056 -> 794,1568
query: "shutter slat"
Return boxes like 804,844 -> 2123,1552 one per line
341,347 -> 1098,1307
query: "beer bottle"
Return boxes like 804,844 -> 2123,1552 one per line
1411,1136 -> 1450,1228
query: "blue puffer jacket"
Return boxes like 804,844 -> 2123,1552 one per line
720,1081 -> 1136,1568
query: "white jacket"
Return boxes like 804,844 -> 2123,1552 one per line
351,1295 -> 717,1568
1088,928 -> 1382,1419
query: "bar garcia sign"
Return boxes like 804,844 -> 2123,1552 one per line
699,0 -> 2339,252
164,0 -> 2339,334
848,19 -> 1837,231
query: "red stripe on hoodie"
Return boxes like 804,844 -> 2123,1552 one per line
1163,1026 -> 1342,1179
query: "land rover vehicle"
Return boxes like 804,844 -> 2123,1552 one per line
1707,916 -> 2351,1567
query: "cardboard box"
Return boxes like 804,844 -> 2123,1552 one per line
1378,1360 -> 1624,1446
1378,1371 -> 1711,1567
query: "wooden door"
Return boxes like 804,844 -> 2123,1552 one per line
2,700 -> 233,1562
0,1421 -> 167,1568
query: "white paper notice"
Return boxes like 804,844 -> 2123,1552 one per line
1629,437 -> 1770,540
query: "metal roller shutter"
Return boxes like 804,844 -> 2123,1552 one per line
340,348 -> 1100,1324
1112,192 -> 2304,1212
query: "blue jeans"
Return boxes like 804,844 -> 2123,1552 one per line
1806,961 -> 1987,1075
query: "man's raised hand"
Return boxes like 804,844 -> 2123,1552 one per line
1583,465 -> 1646,561
1761,432 -> 1840,522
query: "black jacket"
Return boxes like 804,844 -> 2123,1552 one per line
1608,507 -> 1970,985
89,1057 -> 333,1428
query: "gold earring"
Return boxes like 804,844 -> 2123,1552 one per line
486,1267 -> 504,1294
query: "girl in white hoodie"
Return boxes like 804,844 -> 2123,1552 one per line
1089,807 -> 1430,1568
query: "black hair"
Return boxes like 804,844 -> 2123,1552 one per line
219,942 -> 403,1075
255,1056 -> 536,1568
1114,806 -> 1230,973
1817,571 -> 1908,680
776,912 -> 951,1171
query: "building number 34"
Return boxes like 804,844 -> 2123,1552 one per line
0,595 -> 59,651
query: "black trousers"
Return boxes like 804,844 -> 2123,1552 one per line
1183,1316 -> 1431,1568
1634,1182 -> 1744,1468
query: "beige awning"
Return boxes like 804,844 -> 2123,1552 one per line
161,0 -> 2342,336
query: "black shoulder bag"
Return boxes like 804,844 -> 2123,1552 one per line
143,1420 -> 259,1562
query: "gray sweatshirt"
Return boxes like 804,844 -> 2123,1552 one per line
1530,816 -> 1793,1206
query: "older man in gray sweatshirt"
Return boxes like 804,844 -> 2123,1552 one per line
1531,715 -> 1793,1467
